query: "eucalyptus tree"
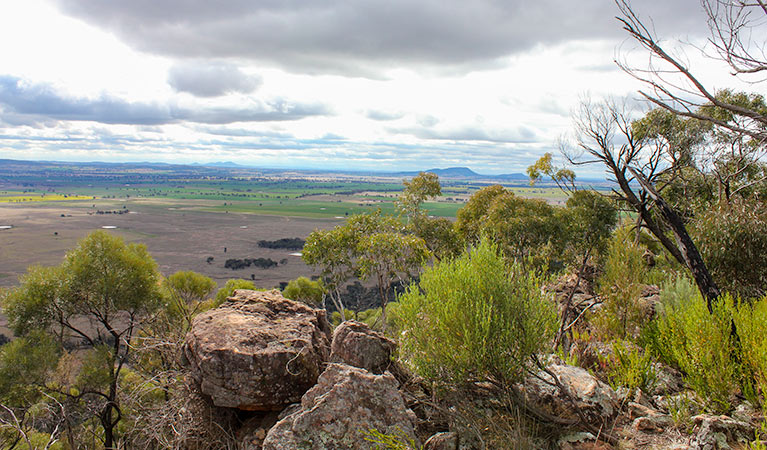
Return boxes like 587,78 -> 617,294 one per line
1,231 -> 163,449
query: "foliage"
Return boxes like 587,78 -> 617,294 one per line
454,185 -> 509,242
283,276 -> 325,306
527,152 -> 576,192
363,428 -> 421,450
304,210 -> 430,324
257,237 -> 305,250
0,331 -> 60,407
330,309 -> 356,327
593,227 -> 651,340
213,278 -> 257,306
603,340 -> 657,396
224,257 -> 278,270
666,392 -> 703,432
351,302 -> 405,335
691,201 -> 767,299
396,171 -> 441,220
732,294 -> 767,411
410,215 -> 463,261
396,173 -> 462,260
455,185 -> 566,265
0,230 -> 163,448
398,239 -> 557,387
356,230 -> 430,329
646,277 -> 739,413
562,190 -> 617,261
163,270 -> 217,330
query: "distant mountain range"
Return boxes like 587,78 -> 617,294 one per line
0,159 -> 607,184
395,167 -> 530,181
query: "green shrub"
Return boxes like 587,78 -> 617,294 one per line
732,294 -> 767,410
330,309 -> 356,327
363,428 -> 421,450
666,392 -> 703,432
648,277 -> 739,413
283,276 -> 325,306
398,239 -> 557,387
691,202 -> 767,299
603,340 -> 656,396
593,227 -> 651,340
213,279 -> 257,306
353,302 -> 405,335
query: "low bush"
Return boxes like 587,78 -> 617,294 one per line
602,340 -> 656,396
593,227 -> 651,341
397,239 -> 557,388
733,295 -> 767,410
645,277 -> 739,413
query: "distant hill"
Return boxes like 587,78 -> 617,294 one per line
395,167 -> 529,181
424,167 -> 480,178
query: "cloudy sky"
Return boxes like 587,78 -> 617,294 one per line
0,0 -> 736,175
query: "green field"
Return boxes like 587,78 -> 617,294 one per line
2,178 -> 570,218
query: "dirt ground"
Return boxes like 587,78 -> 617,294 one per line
0,201 -> 341,291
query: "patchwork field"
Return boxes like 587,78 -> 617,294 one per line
0,200 -> 338,291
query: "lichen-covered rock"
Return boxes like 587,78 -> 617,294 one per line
330,320 -> 396,374
689,414 -> 754,450
184,289 -> 332,410
424,432 -> 458,450
262,363 -> 419,450
629,401 -> 673,433
557,432 -> 612,450
519,361 -> 619,426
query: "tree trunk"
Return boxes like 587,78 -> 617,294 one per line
377,274 -> 388,332
628,168 -> 721,309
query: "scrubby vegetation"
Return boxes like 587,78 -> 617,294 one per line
257,238 -> 305,250
2,2 -> 767,449
223,257 -> 279,270
398,239 -> 556,387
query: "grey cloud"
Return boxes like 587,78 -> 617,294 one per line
365,109 -> 405,121
53,0 -> 708,76
391,124 -> 538,144
0,75 -> 328,126
417,115 -> 440,127
168,62 -> 262,97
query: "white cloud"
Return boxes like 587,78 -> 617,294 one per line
0,0 -> 745,177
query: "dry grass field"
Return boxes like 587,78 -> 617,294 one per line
0,200 -> 341,290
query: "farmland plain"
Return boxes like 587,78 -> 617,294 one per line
0,159 -> 571,291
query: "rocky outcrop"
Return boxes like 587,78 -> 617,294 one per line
262,363 -> 419,450
689,414 -> 755,450
637,284 -> 661,321
184,289 -> 332,410
519,359 -> 619,426
330,320 -> 396,374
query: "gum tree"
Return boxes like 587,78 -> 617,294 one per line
1,231 -> 163,449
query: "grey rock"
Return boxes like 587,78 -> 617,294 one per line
184,289 -> 332,410
689,414 -> 754,450
262,363 -> 418,450
519,362 -> 619,426
330,320 -> 396,374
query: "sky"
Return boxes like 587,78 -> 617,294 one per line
0,0 -> 750,175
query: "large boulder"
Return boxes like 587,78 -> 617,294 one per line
518,359 -> 619,426
330,320 -> 396,374
184,289 -> 332,410
262,363 -> 419,450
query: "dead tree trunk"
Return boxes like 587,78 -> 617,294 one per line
628,167 -> 721,310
